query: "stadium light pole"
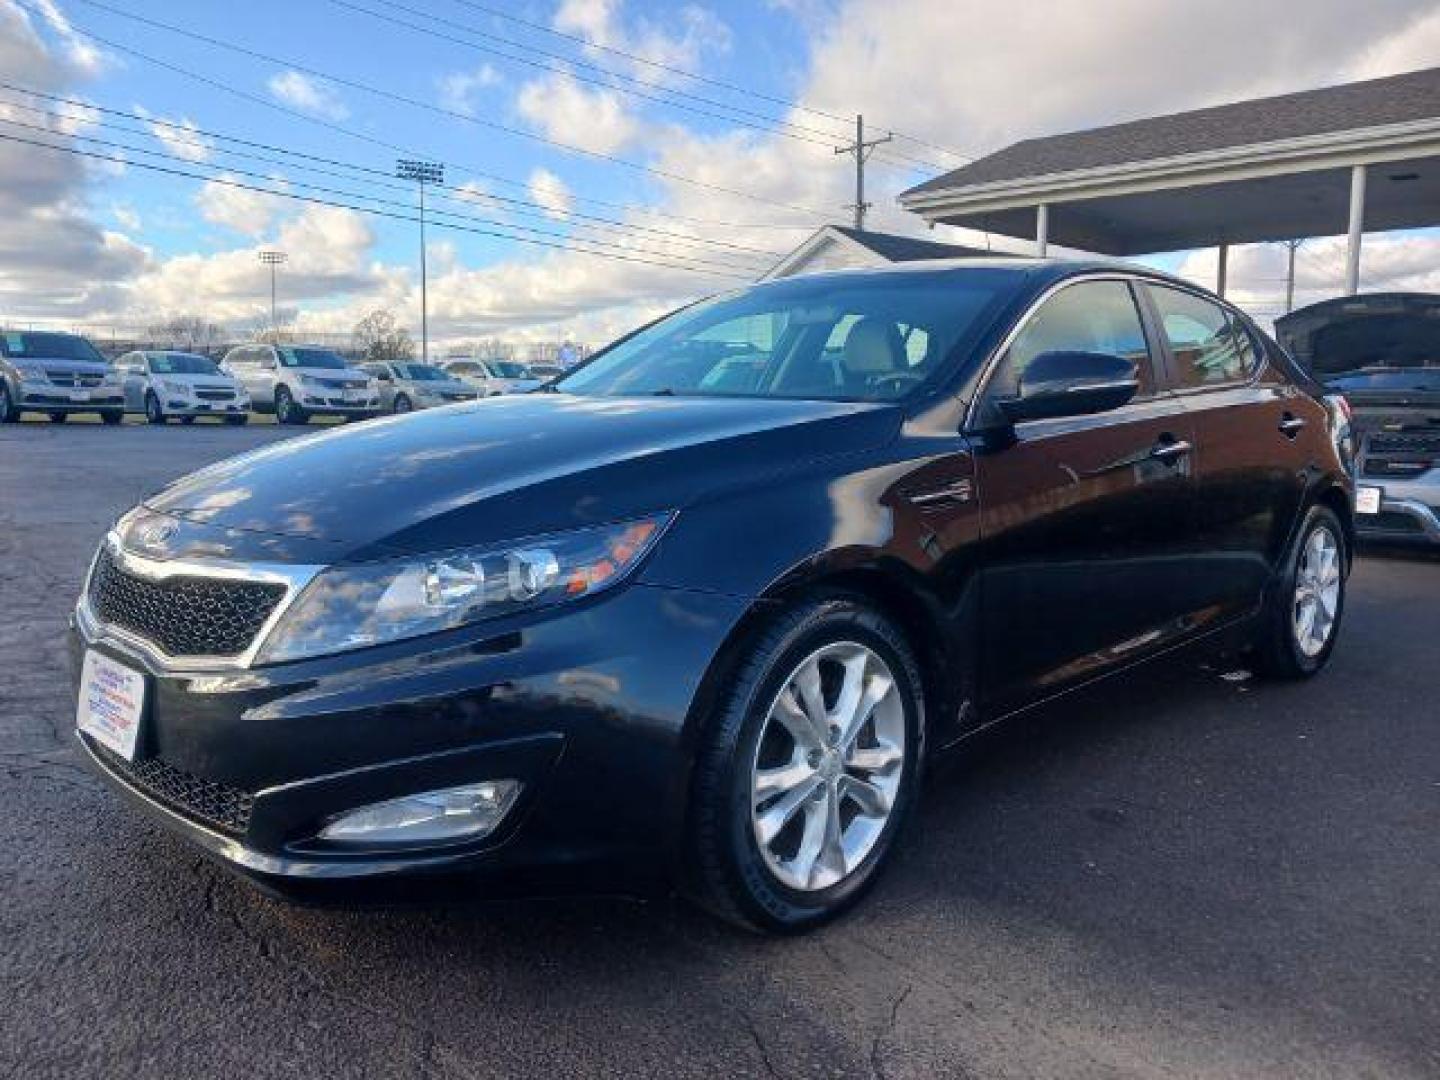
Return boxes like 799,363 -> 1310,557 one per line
396,159 -> 444,361
257,250 -> 287,336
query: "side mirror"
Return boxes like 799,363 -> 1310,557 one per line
997,350 -> 1139,423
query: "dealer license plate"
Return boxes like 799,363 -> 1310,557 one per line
77,651 -> 145,761
1355,486 -> 1382,515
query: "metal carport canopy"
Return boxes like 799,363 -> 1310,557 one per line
898,67 -> 1440,291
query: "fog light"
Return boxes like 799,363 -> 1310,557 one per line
317,780 -> 521,845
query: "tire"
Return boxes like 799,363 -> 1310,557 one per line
393,394 -> 412,414
0,381 -> 18,423
48,412 -> 67,423
275,386 -> 307,425
225,414 -> 249,426
687,597 -> 924,933
179,415 -> 196,425
100,410 -> 124,426
1252,504 -> 1348,679
144,392 -> 166,424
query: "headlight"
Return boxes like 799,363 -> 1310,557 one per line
102,370 -> 123,386
161,379 -> 189,394
256,514 -> 672,663
14,364 -> 45,381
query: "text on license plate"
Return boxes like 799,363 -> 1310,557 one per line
77,651 -> 145,760
1355,486 -> 1382,515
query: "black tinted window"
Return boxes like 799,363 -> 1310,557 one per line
2,331 -> 104,362
1148,286 -> 1257,387
993,280 -> 1152,399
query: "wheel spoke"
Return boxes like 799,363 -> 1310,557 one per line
830,652 -> 870,738
812,785 -> 847,888
793,659 -> 831,745
754,757 -> 815,801
846,741 -> 902,774
773,688 -> 823,752
787,793 -> 828,885
838,669 -> 894,752
755,774 -> 823,845
839,774 -> 889,819
1296,601 -> 1317,646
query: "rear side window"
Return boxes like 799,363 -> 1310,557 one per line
1147,285 -> 1258,388
992,280 -> 1154,399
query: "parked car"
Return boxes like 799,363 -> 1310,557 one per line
221,343 -> 379,424
1276,292 -> 1439,545
524,363 -> 565,382
358,361 -> 481,413
115,350 -> 251,425
71,260 -> 1353,933
440,357 -> 544,396
0,330 -> 124,424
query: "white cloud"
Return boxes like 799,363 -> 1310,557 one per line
112,205 -> 140,232
554,0 -> 732,85
145,114 -> 214,163
527,168 -> 574,222
22,0 -> 105,75
516,72 -> 640,155
267,71 -> 349,121
437,64 -> 501,116
196,174 -> 289,237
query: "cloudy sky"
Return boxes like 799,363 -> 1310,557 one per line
0,0 -> 1437,348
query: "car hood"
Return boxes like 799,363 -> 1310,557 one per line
161,374 -> 241,389
294,367 -> 370,386
407,379 -> 473,395
21,357 -> 110,374
141,393 -> 901,560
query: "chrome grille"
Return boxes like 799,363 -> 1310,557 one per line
46,370 -> 104,388
88,546 -> 286,658
194,388 -> 235,401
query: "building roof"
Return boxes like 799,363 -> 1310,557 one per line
904,67 -> 1440,198
829,225 -> 989,261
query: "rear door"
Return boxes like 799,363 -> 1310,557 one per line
1140,282 -> 1310,623
973,277 -> 1203,712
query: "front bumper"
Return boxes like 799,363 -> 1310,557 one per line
1355,475 -> 1440,544
159,399 -> 250,417
19,388 -> 124,410
70,582 -> 749,887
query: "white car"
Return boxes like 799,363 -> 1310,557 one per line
115,350 -> 251,425
221,343 -> 379,424
439,358 -> 543,396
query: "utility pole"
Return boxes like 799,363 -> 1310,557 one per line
397,159 -> 444,362
835,114 -> 892,230
257,250 -> 287,336
1283,238 -> 1304,313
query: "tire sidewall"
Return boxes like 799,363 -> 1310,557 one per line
393,394 -> 412,414
0,381 -> 15,422
710,602 -> 924,931
145,391 -> 165,424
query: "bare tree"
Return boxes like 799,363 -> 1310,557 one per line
146,316 -> 226,352
352,309 -> 415,364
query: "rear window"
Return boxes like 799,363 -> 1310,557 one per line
2,331 -> 104,363
1147,285 -> 1258,388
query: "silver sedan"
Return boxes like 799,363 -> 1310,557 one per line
360,361 -> 483,413
116,351 -> 251,424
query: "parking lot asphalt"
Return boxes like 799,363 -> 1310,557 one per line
2,422 -> 1437,1080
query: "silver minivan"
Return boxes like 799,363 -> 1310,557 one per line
115,350 -> 250,424
359,361 -> 481,413
221,344 -> 379,424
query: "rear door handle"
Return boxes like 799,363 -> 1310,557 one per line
1149,439 -> 1192,463
1279,415 -> 1306,436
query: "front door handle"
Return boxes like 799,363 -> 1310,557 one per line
1149,438 -> 1193,463
1279,415 -> 1306,437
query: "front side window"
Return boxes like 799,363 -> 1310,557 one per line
1147,285 -> 1256,388
557,269 -> 1020,402
990,280 -> 1154,400
393,364 -> 446,381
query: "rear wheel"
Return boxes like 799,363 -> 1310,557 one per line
393,393 -> 412,414
687,597 -> 923,933
48,412 -> 67,423
225,414 -> 249,426
0,382 -> 18,422
1253,504 -> 1347,679
179,415 -> 196,425
144,392 -> 166,424
275,386 -> 307,425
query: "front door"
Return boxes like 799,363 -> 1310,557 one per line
972,278 -> 1201,713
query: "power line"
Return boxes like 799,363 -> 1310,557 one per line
0,84 -> 785,261
0,114 -> 771,275
0,130 -> 757,280
67,0 -> 837,218
443,0 -> 975,165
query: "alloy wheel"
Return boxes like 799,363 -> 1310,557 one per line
1293,524 -> 1341,658
750,641 -> 906,892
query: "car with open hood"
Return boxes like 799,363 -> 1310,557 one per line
71,260 -> 1353,932
1277,292 -> 1440,545
0,330 -> 125,424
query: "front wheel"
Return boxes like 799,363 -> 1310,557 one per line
1253,504 -> 1348,679
687,597 -> 924,933
392,394 -> 412,414
275,386 -> 307,425
48,412 -> 67,423
144,392 -> 166,424
0,381 -> 19,422
225,414 -> 249,426
100,410 -> 124,426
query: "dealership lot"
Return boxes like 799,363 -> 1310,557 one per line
2,423 -> 1437,1079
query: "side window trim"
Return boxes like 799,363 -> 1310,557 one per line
1135,279 -> 1269,395
966,274 -> 1164,430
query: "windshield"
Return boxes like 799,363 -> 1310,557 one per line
528,365 -> 563,378
2,331 -> 104,363
393,363 -> 448,381
556,270 -> 1016,402
149,353 -> 218,375
279,347 -> 348,370
490,360 -> 528,378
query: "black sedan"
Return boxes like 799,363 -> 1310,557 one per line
71,260 -> 1353,932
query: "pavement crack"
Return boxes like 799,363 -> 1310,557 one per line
869,983 -> 912,1080
738,1008 -> 782,1080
